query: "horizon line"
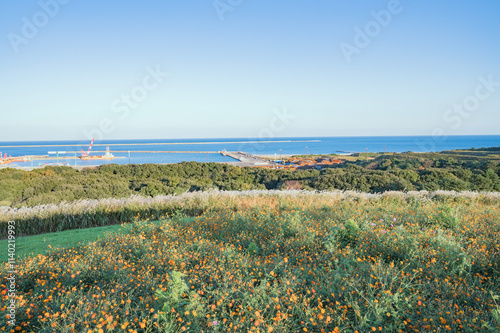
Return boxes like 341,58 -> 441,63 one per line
0,133 -> 499,144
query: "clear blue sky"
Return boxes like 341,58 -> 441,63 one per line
1,0 -> 499,141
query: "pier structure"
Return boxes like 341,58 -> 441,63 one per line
221,151 -> 277,167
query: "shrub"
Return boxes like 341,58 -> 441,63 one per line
435,206 -> 460,229
247,242 -> 259,255
326,219 -> 360,250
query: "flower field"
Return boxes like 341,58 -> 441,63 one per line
2,190 -> 500,238
2,191 -> 500,332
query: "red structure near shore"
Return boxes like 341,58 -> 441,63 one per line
0,152 -> 30,165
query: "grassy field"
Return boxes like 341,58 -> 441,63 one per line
0,224 -> 124,262
1,193 -> 499,332
0,218 -> 196,262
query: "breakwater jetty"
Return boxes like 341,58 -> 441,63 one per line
222,151 -> 277,167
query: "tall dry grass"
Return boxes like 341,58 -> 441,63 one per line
1,190 -> 500,238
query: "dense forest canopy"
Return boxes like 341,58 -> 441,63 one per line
1,148 -> 499,207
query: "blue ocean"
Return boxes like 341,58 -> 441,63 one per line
0,136 -> 498,168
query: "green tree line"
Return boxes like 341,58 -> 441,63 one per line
0,149 -> 499,207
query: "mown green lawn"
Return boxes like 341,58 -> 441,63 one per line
0,224 -> 125,262
0,218 -> 195,262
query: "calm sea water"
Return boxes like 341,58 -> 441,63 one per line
0,136 -> 498,167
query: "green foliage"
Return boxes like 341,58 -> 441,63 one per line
247,242 -> 259,255
156,271 -> 190,331
0,147 -> 500,209
157,271 -> 189,309
435,206 -> 460,230
326,219 -> 361,250
430,230 -> 471,277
